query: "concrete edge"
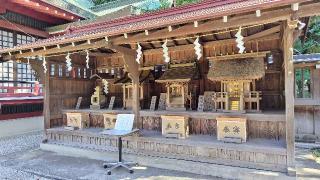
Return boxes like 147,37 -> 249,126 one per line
296,142 -> 320,149
40,143 -> 294,180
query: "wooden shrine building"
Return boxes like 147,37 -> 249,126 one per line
1,0 -> 320,177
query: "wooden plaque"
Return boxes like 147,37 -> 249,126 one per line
66,112 -> 90,129
75,97 -> 82,109
108,96 -> 115,110
161,115 -> 189,139
150,96 -> 157,111
197,95 -> 204,112
158,93 -> 166,110
204,91 -> 215,111
216,117 -> 247,143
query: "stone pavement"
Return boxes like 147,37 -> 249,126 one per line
1,149 -> 219,180
296,146 -> 320,180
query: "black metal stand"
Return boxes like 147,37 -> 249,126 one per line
103,136 -> 135,175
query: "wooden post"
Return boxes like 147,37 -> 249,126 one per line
132,79 -> 140,128
43,61 -> 50,131
283,20 -> 295,175
110,45 -> 140,128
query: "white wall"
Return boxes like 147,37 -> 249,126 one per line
0,116 -> 44,138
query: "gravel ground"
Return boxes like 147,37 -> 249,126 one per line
0,131 -> 47,180
0,131 -> 43,156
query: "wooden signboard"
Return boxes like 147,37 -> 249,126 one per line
108,96 -> 115,110
158,93 -> 166,110
75,97 -> 82,109
204,91 -> 215,111
197,95 -> 204,112
103,113 -> 117,129
161,115 -> 189,139
66,112 -> 90,130
216,117 -> 247,143
150,96 -> 157,111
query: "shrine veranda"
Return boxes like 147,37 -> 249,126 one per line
1,0 -> 320,175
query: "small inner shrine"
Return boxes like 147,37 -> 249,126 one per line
156,63 -> 200,111
207,57 -> 265,113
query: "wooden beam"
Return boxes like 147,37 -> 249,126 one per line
112,7 -> 291,45
207,51 -> 270,61
283,20 -> 295,175
143,33 -> 279,55
14,39 -> 108,58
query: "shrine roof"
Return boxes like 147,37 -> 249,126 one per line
90,73 -> 115,80
0,0 -> 305,54
156,65 -> 200,83
114,70 -> 154,84
207,58 -> 265,81
293,53 -> 320,63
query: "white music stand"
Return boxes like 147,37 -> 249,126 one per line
101,114 -> 138,175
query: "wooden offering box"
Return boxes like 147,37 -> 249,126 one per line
103,113 -> 117,129
161,115 -> 189,139
216,116 -> 247,143
66,113 -> 90,129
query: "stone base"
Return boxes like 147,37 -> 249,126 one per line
166,107 -> 186,111
40,142 -> 294,180
90,105 -> 101,110
221,137 -> 242,144
64,126 -> 78,131
287,166 -> 296,176
46,128 -> 288,173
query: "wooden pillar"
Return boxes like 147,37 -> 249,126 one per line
132,79 -> 140,128
43,62 -> 50,130
110,45 -> 140,128
283,20 -> 295,174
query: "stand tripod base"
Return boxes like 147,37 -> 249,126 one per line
103,161 -> 136,175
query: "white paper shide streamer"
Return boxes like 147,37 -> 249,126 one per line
42,57 -> 47,74
162,39 -> 170,63
66,52 -> 72,71
235,26 -> 245,54
136,43 -> 142,64
102,79 -> 109,94
194,36 -> 202,60
85,50 -> 90,69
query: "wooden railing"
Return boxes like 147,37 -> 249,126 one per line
212,91 -> 262,111
0,85 -> 43,98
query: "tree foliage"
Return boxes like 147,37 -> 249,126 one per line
92,0 -> 112,5
294,16 -> 320,54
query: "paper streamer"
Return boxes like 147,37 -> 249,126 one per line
194,36 -> 202,60
162,39 -> 170,63
86,50 -> 90,69
66,52 -> 72,71
136,43 -> 142,64
235,26 -> 245,54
